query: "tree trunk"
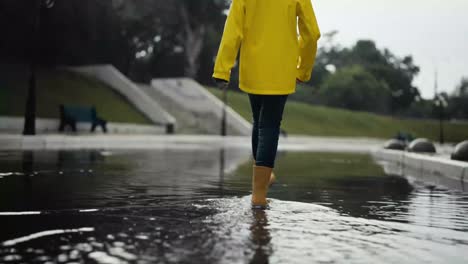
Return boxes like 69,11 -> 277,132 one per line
180,5 -> 205,79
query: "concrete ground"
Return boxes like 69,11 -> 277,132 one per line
0,117 -> 167,135
0,134 -> 386,153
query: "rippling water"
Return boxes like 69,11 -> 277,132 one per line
0,149 -> 467,263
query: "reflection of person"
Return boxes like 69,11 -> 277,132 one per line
213,0 -> 320,208
249,210 -> 272,263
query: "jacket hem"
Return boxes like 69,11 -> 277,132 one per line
239,83 -> 295,95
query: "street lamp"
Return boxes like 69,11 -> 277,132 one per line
221,84 -> 228,136
23,0 -> 56,135
434,93 -> 448,145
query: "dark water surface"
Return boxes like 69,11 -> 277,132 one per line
0,149 -> 467,263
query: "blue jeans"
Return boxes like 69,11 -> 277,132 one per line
248,94 -> 288,168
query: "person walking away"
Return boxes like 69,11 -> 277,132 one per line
213,0 -> 320,208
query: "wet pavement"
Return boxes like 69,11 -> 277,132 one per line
0,149 -> 468,263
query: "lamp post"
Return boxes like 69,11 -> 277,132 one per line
435,93 -> 448,145
23,0 -> 55,135
221,84 -> 228,136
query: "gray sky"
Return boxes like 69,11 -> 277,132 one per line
313,0 -> 468,98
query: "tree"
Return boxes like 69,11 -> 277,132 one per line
307,36 -> 421,113
317,65 -> 391,113
367,54 -> 420,113
344,40 -> 420,113
448,77 -> 468,119
114,0 -> 229,82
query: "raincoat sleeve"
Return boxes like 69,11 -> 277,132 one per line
297,0 -> 321,82
212,0 -> 245,82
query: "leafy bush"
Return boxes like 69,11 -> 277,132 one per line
317,65 -> 391,113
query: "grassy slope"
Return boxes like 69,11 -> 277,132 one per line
1,68 -> 150,124
206,87 -> 468,142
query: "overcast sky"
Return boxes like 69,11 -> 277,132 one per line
313,0 -> 468,98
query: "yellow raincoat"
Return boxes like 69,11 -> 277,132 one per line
213,0 -> 321,95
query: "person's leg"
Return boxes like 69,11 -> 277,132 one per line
248,94 -> 262,161
251,94 -> 288,208
255,95 -> 288,168
249,93 -> 277,187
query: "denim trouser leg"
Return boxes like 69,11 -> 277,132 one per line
249,95 -> 262,161
248,94 -> 288,168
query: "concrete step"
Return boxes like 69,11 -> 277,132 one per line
149,78 -> 251,136
67,65 -> 176,133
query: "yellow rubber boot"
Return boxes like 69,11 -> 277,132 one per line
254,160 -> 276,186
252,165 -> 273,208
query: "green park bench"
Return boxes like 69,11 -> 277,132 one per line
59,104 -> 107,133
395,131 -> 415,142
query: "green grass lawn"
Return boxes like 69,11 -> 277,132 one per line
206,87 -> 468,142
0,68 -> 150,124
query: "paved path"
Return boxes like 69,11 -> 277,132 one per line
0,134 -> 386,153
0,117 -> 166,135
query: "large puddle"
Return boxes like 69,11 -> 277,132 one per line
0,149 -> 467,263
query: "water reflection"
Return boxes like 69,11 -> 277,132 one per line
20,151 -> 33,212
56,150 -> 102,174
232,152 -> 417,221
218,147 -> 226,198
0,149 -> 467,263
203,197 -> 468,263
249,210 -> 271,264
21,151 -> 34,176
377,158 -> 468,192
